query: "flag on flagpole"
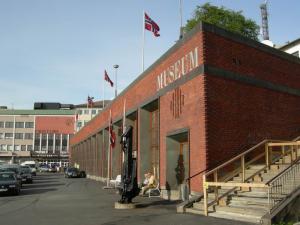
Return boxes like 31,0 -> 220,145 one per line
144,12 -> 160,37
109,117 -> 116,149
104,70 -> 114,87
87,96 -> 94,108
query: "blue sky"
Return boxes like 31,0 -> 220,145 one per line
0,0 -> 299,109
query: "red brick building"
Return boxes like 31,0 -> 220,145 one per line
70,22 -> 300,199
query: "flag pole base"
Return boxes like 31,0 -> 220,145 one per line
102,186 -> 114,189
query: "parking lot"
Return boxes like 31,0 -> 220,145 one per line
0,173 -> 254,225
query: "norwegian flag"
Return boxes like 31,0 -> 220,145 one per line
144,12 -> 160,37
109,118 -> 116,149
104,70 -> 114,87
87,96 -> 94,108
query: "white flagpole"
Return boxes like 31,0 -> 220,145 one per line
102,74 -> 105,110
142,10 -> 145,72
106,109 -> 111,187
122,99 -> 126,163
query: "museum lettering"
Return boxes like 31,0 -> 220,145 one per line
156,47 -> 199,91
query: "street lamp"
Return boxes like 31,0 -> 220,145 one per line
113,64 -> 119,98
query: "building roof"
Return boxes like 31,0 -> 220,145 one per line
0,109 -> 75,116
74,100 -> 111,109
279,38 -> 300,50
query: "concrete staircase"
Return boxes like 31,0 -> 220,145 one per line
184,142 -> 300,224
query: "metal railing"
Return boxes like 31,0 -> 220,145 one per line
202,139 -> 300,216
267,158 -> 300,213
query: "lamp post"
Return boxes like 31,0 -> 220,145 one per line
113,64 -> 119,98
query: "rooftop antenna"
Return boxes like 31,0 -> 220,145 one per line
260,0 -> 269,40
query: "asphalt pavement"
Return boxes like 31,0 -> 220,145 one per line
0,173 -> 252,225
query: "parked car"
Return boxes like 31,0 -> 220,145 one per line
0,172 -> 21,195
79,170 -> 86,178
48,165 -> 57,173
39,165 -> 49,173
20,166 -> 33,184
20,161 -> 38,176
0,164 -> 23,186
65,167 -> 80,178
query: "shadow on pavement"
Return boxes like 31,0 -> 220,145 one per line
135,199 -> 181,209
21,183 -> 65,189
20,188 -> 57,196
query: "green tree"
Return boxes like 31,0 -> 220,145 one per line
184,3 -> 260,41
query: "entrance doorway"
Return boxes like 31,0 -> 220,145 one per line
166,131 -> 189,199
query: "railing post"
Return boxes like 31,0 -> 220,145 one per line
281,145 -> 285,164
214,170 -> 218,203
203,174 -> 208,216
265,143 -> 269,168
241,156 -> 245,182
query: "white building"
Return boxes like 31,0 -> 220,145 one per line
279,38 -> 300,58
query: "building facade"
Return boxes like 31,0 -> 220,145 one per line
0,109 -> 75,167
70,22 -> 300,199
280,38 -> 300,58
75,100 -> 110,132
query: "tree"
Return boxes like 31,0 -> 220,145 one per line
184,3 -> 260,41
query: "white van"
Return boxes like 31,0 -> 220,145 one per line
20,161 -> 38,176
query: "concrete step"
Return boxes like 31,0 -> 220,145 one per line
234,191 -> 268,198
192,201 -> 215,211
228,201 -> 269,211
209,209 -> 263,224
229,196 -> 269,207
185,207 -> 206,215
215,205 -> 268,218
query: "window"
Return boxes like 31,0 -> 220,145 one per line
0,145 -> 7,151
27,145 -> 33,151
98,109 -> 102,114
0,122 -> 4,128
292,51 -> 299,57
84,109 -> 89,115
77,121 -> 82,128
5,133 -> 13,139
21,145 -> 26,151
25,122 -> 34,128
77,110 -> 82,115
14,145 -> 20,151
5,122 -> 14,128
84,121 -> 89,126
24,133 -> 33,140
15,133 -> 24,139
92,109 -> 97,115
0,133 -> 4,139
15,122 -> 24,128
7,145 -> 13,151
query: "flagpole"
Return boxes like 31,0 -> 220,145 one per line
106,109 -> 111,187
142,10 -> 145,72
102,74 -> 105,110
122,99 -> 126,163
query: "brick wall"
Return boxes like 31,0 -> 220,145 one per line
204,30 -> 300,169
159,75 -> 207,193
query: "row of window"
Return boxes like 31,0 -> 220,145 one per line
76,121 -> 90,128
0,121 -> 34,128
77,109 -> 102,115
0,144 -> 33,151
0,133 -> 33,140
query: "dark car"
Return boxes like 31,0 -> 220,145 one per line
20,166 -> 33,184
65,167 -> 80,178
79,170 -> 86,178
0,165 -> 23,186
0,172 -> 21,195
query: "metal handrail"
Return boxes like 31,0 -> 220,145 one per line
266,157 -> 300,185
202,138 -> 300,216
267,158 -> 300,214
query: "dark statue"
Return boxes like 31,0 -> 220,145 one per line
119,126 -> 140,204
